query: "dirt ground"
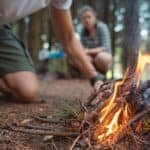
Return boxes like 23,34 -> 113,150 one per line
0,75 -> 92,150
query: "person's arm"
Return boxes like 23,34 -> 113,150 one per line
50,6 -> 98,79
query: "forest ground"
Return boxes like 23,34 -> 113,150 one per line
0,74 -> 92,150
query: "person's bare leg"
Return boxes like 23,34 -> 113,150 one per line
0,71 -> 39,102
94,52 -> 112,74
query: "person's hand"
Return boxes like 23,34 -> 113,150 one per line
90,74 -> 106,91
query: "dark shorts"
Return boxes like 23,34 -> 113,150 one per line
0,25 -> 34,78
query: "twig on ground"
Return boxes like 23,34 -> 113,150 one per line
52,139 -> 58,150
32,116 -> 65,124
33,115 -> 81,126
69,130 -> 88,150
21,125 -> 52,131
78,99 -> 88,112
8,125 -> 78,137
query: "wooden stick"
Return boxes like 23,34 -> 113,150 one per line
9,125 -> 78,137
32,116 -> 65,124
130,129 -> 150,146
52,139 -> 58,150
85,81 -> 113,106
20,125 -> 52,131
69,130 -> 88,150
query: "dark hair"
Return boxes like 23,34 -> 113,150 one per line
78,5 -> 96,18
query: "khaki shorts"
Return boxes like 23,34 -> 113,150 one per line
0,25 -> 34,77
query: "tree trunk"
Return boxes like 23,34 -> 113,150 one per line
146,0 -> 150,52
110,0 -> 117,78
18,19 -> 27,43
122,0 -> 140,71
28,9 -> 43,65
101,0 -> 110,24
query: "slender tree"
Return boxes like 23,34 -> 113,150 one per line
146,0 -> 150,52
18,19 -> 27,43
122,0 -> 140,71
101,0 -> 110,24
109,0 -> 117,78
28,9 -> 44,64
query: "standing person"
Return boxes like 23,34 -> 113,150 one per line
77,6 -> 112,76
0,0 -> 104,103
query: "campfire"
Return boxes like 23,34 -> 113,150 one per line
94,52 -> 150,145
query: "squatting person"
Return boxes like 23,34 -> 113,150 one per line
77,6 -> 112,77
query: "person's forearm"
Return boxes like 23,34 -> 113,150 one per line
64,35 -> 98,78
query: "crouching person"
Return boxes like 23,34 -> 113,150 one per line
78,6 -> 112,76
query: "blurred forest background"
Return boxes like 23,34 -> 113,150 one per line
11,0 -> 150,79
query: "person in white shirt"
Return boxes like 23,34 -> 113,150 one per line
0,0 -> 104,102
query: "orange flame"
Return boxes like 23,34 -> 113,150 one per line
105,108 -> 122,136
99,70 -> 128,124
95,52 -> 150,144
96,74 -> 130,143
135,52 -> 150,87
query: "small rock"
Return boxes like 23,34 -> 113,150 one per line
47,115 -> 53,119
39,108 -> 43,112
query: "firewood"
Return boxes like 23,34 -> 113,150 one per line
113,107 -> 150,146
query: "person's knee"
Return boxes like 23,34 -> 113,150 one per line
4,72 -> 39,102
20,81 -> 39,102
94,52 -> 112,73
